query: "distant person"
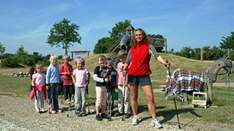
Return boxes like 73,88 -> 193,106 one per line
46,55 -> 62,114
124,28 -> 169,128
60,55 -> 73,105
28,67 -> 36,92
31,64 -> 46,113
72,58 -> 90,116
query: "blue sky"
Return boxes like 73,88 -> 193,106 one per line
0,0 -> 233,55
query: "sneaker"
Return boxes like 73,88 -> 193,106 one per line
65,99 -> 70,105
51,110 -> 56,114
48,106 -> 53,114
35,108 -> 40,113
57,109 -> 62,113
132,116 -> 139,126
150,119 -> 163,129
96,114 -> 103,121
75,110 -> 80,115
101,113 -> 107,119
125,113 -> 131,118
80,112 -> 86,117
77,113 -> 82,117
113,112 -> 121,117
40,108 -> 46,112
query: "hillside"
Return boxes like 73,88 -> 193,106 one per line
84,53 -> 232,84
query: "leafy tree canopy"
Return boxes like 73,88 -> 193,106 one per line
47,18 -> 81,55
94,20 -> 131,54
220,32 -> 234,50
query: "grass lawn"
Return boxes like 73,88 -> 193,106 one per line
0,54 -> 233,126
0,74 -> 234,126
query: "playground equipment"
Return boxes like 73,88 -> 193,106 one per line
217,57 -> 233,87
165,58 -> 231,105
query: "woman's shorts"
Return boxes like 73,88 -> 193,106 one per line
128,75 -> 151,86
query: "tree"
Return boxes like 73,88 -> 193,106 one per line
179,47 -> 194,58
148,34 -> 166,52
48,18 -> 81,55
0,42 -> 5,56
93,20 -> 131,54
94,37 -> 112,54
109,20 -> 131,45
220,32 -> 234,50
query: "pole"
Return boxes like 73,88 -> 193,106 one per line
167,66 -> 181,129
173,98 -> 181,129
121,72 -> 127,121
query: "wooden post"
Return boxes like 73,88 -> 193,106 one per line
207,82 -> 213,105
165,38 -> 167,53
200,48 -> 203,61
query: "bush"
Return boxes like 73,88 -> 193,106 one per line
1,56 -> 20,67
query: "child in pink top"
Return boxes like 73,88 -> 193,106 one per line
117,50 -> 130,117
31,64 -> 46,113
72,58 -> 89,116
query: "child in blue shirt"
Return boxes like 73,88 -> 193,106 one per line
46,55 -> 62,114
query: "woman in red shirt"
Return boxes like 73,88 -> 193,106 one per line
124,28 -> 169,128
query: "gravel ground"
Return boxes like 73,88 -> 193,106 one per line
0,95 -> 233,131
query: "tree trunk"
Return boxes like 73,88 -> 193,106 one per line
64,43 -> 68,55
65,48 -> 68,55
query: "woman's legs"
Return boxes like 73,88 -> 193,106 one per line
129,84 -> 138,116
142,85 -> 156,119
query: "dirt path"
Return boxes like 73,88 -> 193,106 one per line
0,95 -> 233,131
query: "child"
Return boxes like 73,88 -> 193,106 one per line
31,64 -> 46,113
106,57 -> 118,120
46,55 -> 62,114
93,55 -> 109,121
117,50 -> 131,118
72,58 -> 89,116
60,55 -> 73,104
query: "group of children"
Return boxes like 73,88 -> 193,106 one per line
30,51 -> 131,121
30,55 -> 89,115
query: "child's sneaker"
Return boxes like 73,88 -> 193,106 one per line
125,113 -> 131,118
101,113 -> 107,119
75,109 -> 80,115
150,119 -> 163,129
40,108 -> 46,113
81,112 -> 86,117
51,110 -> 56,114
96,114 -> 103,121
57,109 -> 62,113
131,115 -> 139,126
48,105 -> 52,114
65,99 -> 70,105
35,108 -> 40,113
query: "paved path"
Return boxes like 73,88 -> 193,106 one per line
213,82 -> 234,88
0,95 -> 234,131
